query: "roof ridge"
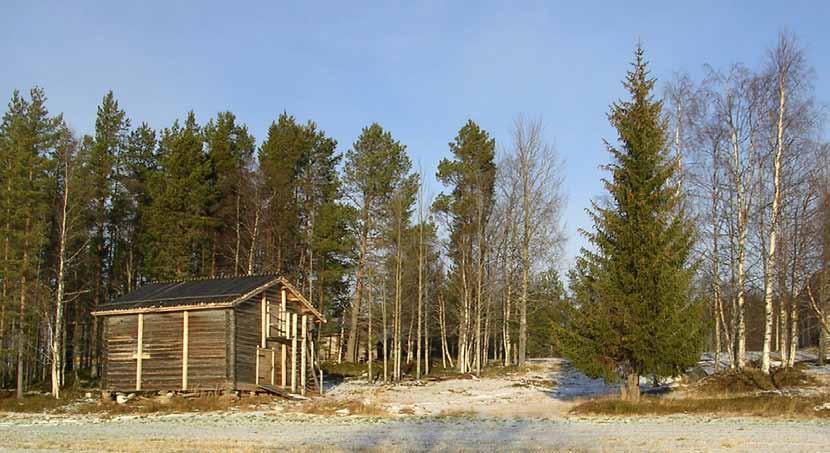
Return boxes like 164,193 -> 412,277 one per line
146,273 -> 281,285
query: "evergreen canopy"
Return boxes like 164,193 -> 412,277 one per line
556,46 -> 704,389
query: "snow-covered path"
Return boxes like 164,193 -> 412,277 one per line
324,358 -> 617,417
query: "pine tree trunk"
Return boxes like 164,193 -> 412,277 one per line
475,198 -> 485,375
457,248 -> 469,373
416,215 -> 423,379
395,214 -> 403,379
16,229 -> 30,400
406,313 -> 414,365
438,292 -> 453,368
346,208 -> 370,363
367,276 -> 373,383
234,191 -> 241,275
779,300 -> 789,367
424,279 -> 430,376
382,281 -> 388,382
247,201 -> 260,275
620,372 -> 640,402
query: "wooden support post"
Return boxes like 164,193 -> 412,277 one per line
301,315 -> 308,395
182,311 -> 189,390
261,294 -> 267,347
281,344 -> 287,388
271,347 -> 276,385
281,289 -> 287,388
265,293 -> 271,341
291,313 -> 298,393
134,313 -> 146,391
227,309 -> 236,390
282,289 -> 288,337
255,347 -> 260,386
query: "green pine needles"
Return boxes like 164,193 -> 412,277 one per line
557,46 -> 705,401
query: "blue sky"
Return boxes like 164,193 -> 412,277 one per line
3,1 -> 829,265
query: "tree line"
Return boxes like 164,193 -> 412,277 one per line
0,85 -> 566,398
4,31 -> 827,403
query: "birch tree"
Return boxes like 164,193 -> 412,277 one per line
506,116 -> 566,365
760,33 -> 811,374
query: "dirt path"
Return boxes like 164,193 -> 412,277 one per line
324,358 -> 617,417
2,411 -> 829,452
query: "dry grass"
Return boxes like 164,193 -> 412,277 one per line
83,393 -> 282,415
573,365 -> 826,418
0,393 -> 72,413
0,387 -> 91,413
299,398 -> 389,416
321,361 -> 386,380
323,360 -> 538,383
397,406 -> 416,415
694,366 -> 817,394
0,391 -> 281,415
480,364 -> 539,378
425,363 -> 539,381
87,395 -> 237,415
572,394 -> 830,418
437,408 -> 476,417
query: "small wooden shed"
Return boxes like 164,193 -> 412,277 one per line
92,275 -> 325,394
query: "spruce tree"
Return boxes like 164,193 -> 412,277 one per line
89,91 -> 129,301
203,111 -> 255,276
143,112 -> 214,280
556,47 -> 704,401
120,123 -> 158,289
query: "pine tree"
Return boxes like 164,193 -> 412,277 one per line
342,123 -> 413,363
434,120 -> 496,374
556,46 -> 704,401
0,87 -> 64,398
257,113 -> 309,276
142,112 -> 215,280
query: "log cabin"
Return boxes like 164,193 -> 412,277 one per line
92,275 -> 325,395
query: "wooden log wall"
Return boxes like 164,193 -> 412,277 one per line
103,309 -> 230,391
140,312 -> 184,390
234,297 -> 261,386
104,315 -> 138,390
186,309 -> 228,389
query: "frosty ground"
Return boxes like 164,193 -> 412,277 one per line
2,358 -> 830,452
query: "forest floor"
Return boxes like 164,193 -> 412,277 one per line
2,358 -> 830,451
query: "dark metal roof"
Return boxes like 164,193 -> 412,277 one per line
98,275 -> 279,312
